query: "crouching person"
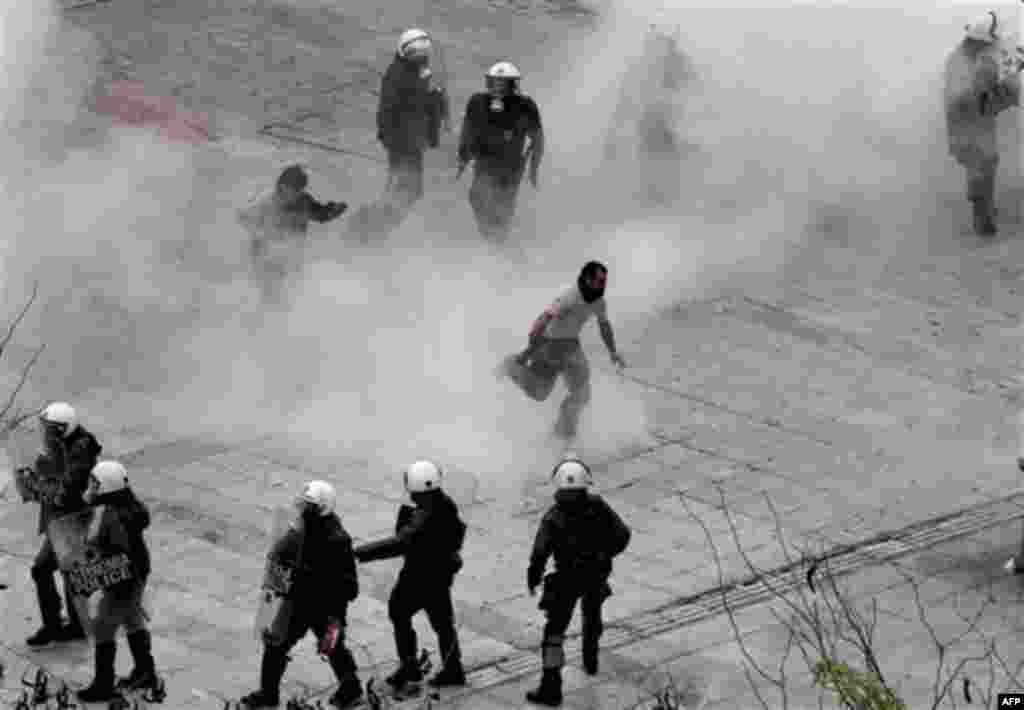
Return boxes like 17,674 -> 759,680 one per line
242,480 -> 362,709
74,461 -> 159,703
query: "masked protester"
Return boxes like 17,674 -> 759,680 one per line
944,11 -> 1023,236
373,29 -> 449,223
525,457 -> 630,706
353,461 -> 467,694
496,261 -> 626,440
456,61 -> 543,241
21,403 -> 102,647
241,480 -> 362,709
75,461 -> 158,703
237,165 -> 347,300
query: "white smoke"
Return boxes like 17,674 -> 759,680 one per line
0,0 -> 1017,499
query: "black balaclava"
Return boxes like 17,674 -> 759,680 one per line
577,261 -> 607,303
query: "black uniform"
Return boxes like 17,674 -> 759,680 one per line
376,54 -> 448,213
28,426 -> 102,643
354,490 -> 467,687
457,92 -> 544,240
243,511 -> 362,708
526,488 -> 630,705
77,487 -> 157,703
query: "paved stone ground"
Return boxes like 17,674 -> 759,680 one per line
3,0 -> 1024,708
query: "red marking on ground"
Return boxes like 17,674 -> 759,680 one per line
93,81 -> 211,144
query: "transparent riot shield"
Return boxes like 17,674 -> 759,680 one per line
253,506 -> 305,645
5,423 -> 44,503
47,506 -> 136,637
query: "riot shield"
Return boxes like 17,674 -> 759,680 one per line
47,506 -> 136,637
5,424 -> 44,503
254,506 -> 305,645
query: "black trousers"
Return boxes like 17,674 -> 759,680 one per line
260,608 -> 358,695
538,573 -> 611,670
31,537 -> 83,631
468,164 -> 524,241
388,574 -> 462,671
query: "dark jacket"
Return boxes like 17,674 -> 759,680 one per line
35,427 -> 102,535
377,54 -> 448,155
457,92 -> 544,177
527,490 -> 630,590
354,490 -> 466,584
91,487 -> 151,584
284,513 -> 359,620
239,191 -> 345,249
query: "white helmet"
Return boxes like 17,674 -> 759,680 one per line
41,402 -> 78,437
404,460 -> 442,493
965,11 -> 1001,43
551,456 -> 592,490
90,461 -> 129,496
486,61 -> 521,80
297,479 -> 336,516
398,28 -> 432,60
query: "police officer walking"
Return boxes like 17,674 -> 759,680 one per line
22,403 -> 102,647
241,481 -> 363,709
353,461 -> 467,693
372,29 -> 449,228
526,457 -> 631,706
75,461 -> 159,703
456,61 -> 544,241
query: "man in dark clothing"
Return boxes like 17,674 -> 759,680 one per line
237,164 -> 347,301
456,61 -> 544,241
242,480 -> 363,709
525,457 -> 631,707
354,460 -> 467,693
351,28 -> 448,242
73,461 -> 160,703
20,402 -> 102,647
376,29 -> 449,214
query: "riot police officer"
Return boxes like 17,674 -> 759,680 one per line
75,461 -> 158,703
23,402 -> 102,647
354,461 -> 467,693
456,61 -> 544,241
241,480 -> 362,709
526,457 -> 631,706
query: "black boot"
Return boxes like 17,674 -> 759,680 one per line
77,642 -> 117,703
328,646 -> 362,708
121,630 -> 158,690
329,675 -> 363,709
525,669 -> 563,706
972,198 -> 997,236
240,647 -> 289,708
385,659 -> 423,689
582,643 -> 599,676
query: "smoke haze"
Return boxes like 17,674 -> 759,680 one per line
0,0 -> 1017,499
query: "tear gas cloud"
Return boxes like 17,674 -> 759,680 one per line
0,0 -> 1011,498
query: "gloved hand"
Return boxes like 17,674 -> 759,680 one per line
527,569 -> 542,596
319,617 -> 341,657
326,202 -> 348,219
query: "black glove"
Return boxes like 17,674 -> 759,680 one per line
527,568 -> 542,596
327,201 -> 348,218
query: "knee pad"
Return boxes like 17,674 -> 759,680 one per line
541,639 -> 565,669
